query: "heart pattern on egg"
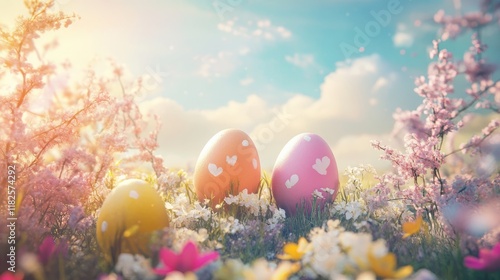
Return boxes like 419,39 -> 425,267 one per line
101,221 -> 108,232
312,156 -> 330,175
129,190 -> 139,199
242,140 -> 249,147
252,158 -> 258,169
303,135 -> 311,142
208,163 -> 223,177
226,155 -> 237,166
285,174 -> 299,189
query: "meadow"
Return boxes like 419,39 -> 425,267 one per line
1,0 -> 499,279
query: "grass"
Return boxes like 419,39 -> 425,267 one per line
32,168 -> 499,280
282,198 -> 333,240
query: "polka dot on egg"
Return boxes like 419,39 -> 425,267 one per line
242,140 -> 249,146
101,221 -> 108,232
129,190 -> 139,199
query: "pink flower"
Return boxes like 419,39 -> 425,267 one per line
464,242 -> 500,272
38,236 -> 68,265
0,272 -> 23,280
154,241 -> 219,275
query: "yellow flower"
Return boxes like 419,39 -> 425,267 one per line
368,251 -> 413,279
402,215 -> 423,239
277,237 -> 311,261
271,262 -> 301,280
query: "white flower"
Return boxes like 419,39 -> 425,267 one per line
266,207 -> 286,231
313,190 -> 325,199
355,271 -> 377,280
247,259 -> 276,280
370,239 -> 388,258
172,228 -> 210,251
303,219 -> 392,278
168,193 -> 213,227
322,188 -> 336,195
224,189 -> 267,217
303,220 -> 347,278
224,195 -> 239,205
354,221 -> 369,230
333,201 -> 347,215
115,254 -> 154,280
220,216 -> 244,234
19,253 -> 42,274
338,232 -> 373,270
157,171 -> 182,191
345,201 -> 363,221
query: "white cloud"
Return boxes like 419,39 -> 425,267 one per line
393,32 -> 414,47
196,18 -> 292,80
217,19 -> 292,40
140,55 -> 397,172
285,53 -> 315,68
195,51 -> 237,78
393,24 -> 414,47
331,134 -> 393,170
372,77 -> 388,92
304,54 -> 387,120
240,77 -> 254,86
238,47 -> 251,55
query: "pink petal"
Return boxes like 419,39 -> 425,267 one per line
194,251 -> 219,270
478,248 -> 492,259
490,249 -> 500,261
158,248 -> 179,270
0,272 -> 21,280
178,242 -> 199,272
464,256 -> 487,270
492,242 -> 500,256
483,250 -> 500,272
153,266 -> 173,276
38,236 -> 56,265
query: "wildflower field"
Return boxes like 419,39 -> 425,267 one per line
1,0 -> 500,279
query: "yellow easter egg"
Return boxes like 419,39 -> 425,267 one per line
96,179 -> 169,263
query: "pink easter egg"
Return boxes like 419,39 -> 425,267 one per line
271,133 -> 339,215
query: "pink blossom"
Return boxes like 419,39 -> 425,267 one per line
464,242 -> 500,271
0,272 -> 23,280
372,0 -> 499,226
0,0 -> 166,245
154,241 -> 219,275
463,52 -> 496,83
434,9 -> 492,40
38,236 -> 68,265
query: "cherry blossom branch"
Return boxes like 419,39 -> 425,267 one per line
453,80 -> 499,119
444,122 -> 499,157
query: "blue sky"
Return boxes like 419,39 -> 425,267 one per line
2,0 -> 499,172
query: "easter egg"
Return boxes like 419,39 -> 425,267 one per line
96,179 -> 169,263
194,129 -> 261,207
271,133 -> 339,215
